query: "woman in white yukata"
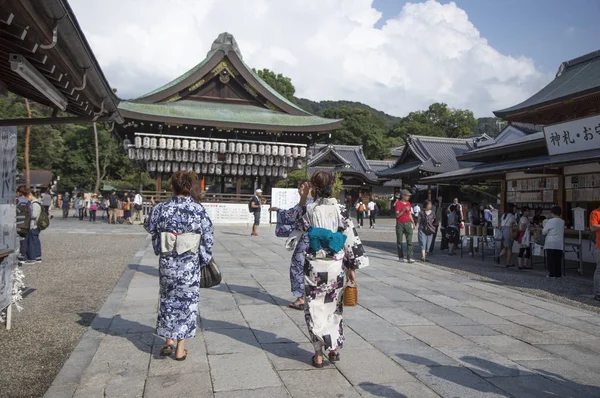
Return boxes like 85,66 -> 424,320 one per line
294,171 -> 369,368
145,171 -> 214,361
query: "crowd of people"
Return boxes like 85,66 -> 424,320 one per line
56,190 -> 144,224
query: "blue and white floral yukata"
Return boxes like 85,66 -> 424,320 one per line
296,197 -> 369,352
145,196 -> 214,340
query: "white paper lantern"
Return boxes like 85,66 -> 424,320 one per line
212,153 -> 218,163
280,167 -> 288,179
175,151 -> 182,162
182,139 -> 189,150
188,163 -> 194,172
194,163 -> 201,174
278,146 -> 285,156
233,154 -> 239,164
272,167 -> 278,177
172,162 -> 179,172
128,148 -> 135,159
252,166 -> 258,176
148,161 -> 156,172
157,162 -> 164,173
208,164 -> 215,174
253,156 -> 260,166
174,139 -> 181,150
224,165 -> 231,175
285,146 -> 292,157
243,143 -> 250,153
245,165 -> 252,175
205,141 -> 211,152
201,164 -> 208,174
167,138 -> 174,150
275,157 -> 281,166
237,165 -> 243,175
167,150 -> 174,161
261,156 -> 267,166
258,144 -> 265,155
190,140 -> 197,151
296,159 -> 303,169
182,151 -> 189,162
265,145 -> 272,156
144,149 -> 151,161
152,149 -> 159,161
189,152 -> 196,163
219,142 -> 227,153
159,137 -> 167,149
228,142 -> 235,153
259,166 -> 265,176
197,141 -> 204,151
271,145 -> 278,156
247,154 -> 253,165
134,136 -> 142,148
159,150 -> 166,161
292,147 -> 299,158
164,162 -> 172,173
240,154 -> 246,165
143,136 -> 150,149
266,167 -> 272,177
150,138 -> 157,149
180,162 -> 187,171
230,165 -> 237,176
300,147 -> 307,157
197,152 -> 204,163
236,143 -> 243,154
215,165 -> 222,175
268,156 -> 274,166
213,142 -> 219,153
251,144 -> 257,154
226,154 -> 232,164
289,157 -> 295,168
307,149 -> 313,158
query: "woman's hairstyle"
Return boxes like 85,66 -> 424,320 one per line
449,204 -> 456,211
190,184 -> 204,203
550,205 -> 562,217
522,206 -> 530,212
503,204 -> 515,219
423,199 -> 432,208
171,171 -> 197,196
17,185 -> 30,196
297,179 -> 310,187
310,171 -> 333,198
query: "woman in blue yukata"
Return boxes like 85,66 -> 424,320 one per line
293,171 -> 369,368
145,171 -> 214,361
270,179 -> 313,310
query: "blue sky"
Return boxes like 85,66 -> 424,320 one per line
374,0 -> 600,74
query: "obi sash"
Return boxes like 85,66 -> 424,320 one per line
160,232 -> 201,255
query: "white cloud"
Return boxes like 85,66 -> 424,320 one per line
70,0 -> 550,117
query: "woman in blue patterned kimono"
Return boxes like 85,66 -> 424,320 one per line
145,171 -> 214,361
270,180 -> 313,310
295,171 -> 369,368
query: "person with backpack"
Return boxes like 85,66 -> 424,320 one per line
249,189 -> 262,236
367,196 -> 377,229
133,190 -> 144,222
89,194 -> 99,223
355,197 -> 366,228
61,193 -> 70,219
108,191 -> 119,224
16,186 -> 33,264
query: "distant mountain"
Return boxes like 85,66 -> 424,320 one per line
295,98 -> 402,127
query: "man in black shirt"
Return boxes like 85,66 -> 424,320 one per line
250,189 -> 262,236
108,191 -> 119,224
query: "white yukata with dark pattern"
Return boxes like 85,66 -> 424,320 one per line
145,196 -> 214,340
298,197 -> 369,352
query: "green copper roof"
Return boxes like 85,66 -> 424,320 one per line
134,54 -> 215,100
118,100 -> 340,128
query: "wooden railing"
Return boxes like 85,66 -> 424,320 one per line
140,191 -> 271,204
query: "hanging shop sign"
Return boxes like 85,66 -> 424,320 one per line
543,114 -> 600,156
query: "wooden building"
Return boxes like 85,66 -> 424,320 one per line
114,33 -> 341,195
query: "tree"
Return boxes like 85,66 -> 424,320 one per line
253,68 -> 296,103
323,107 -> 399,160
473,117 -> 505,138
390,103 -> 477,141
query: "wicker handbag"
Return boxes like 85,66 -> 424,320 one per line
200,258 -> 222,288
343,281 -> 358,307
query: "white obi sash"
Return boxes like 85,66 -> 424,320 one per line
160,232 -> 201,255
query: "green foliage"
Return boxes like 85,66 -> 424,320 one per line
275,169 -> 309,188
375,197 -> 390,215
253,68 -> 296,103
472,117 -> 506,138
296,98 -> 402,127
0,93 -> 145,193
332,172 -> 343,198
390,103 -> 477,141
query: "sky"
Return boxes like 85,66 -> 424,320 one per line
70,0 -> 600,118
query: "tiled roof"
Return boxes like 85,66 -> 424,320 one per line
118,101 -> 340,128
367,160 -> 394,172
308,144 -> 379,183
494,49 -> 600,118
509,122 -> 543,135
390,146 -> 404,157
457,132 -> 546,162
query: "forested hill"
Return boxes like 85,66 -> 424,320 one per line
295,98 -> 402,127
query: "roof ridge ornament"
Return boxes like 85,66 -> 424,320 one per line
207,32 -> 243,60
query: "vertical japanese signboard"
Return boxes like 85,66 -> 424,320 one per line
0,126 -> 17,312
543,115 -> 600,156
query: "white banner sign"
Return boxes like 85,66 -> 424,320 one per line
270,188 -> 300,223
543,114 -> 600,156
203,203 -> 270,224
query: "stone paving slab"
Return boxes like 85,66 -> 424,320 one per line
45,225 -> 600,398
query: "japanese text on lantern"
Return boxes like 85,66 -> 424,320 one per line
543,115 -> 600,156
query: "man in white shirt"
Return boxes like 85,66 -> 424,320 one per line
133,190 -> 143,222
412,203 -> 421,219
367,197 -> 377,229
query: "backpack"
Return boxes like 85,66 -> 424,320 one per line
358,203 -> 365,213
248,198 -> 254,213
35,201 -> 50,231
109,195 -> 118,208
16,200 -> 31,237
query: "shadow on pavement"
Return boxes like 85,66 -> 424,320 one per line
358,382 -> 407,398
362,239 -> 600,310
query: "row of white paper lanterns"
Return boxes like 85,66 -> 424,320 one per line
147,162 -> 289,178
128,148 -> 303,168
134,136 -> 307,158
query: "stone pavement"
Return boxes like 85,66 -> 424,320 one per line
45,225 -> 600,398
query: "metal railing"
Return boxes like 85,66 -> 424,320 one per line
140,191 -> 271,204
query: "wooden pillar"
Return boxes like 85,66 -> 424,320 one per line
156,173 -> 162,196
427,185 -> 432,201
236,177 -> 242,199
220,177 -> 225,194
500,179 -> 506,213
558,167 -> 565,219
